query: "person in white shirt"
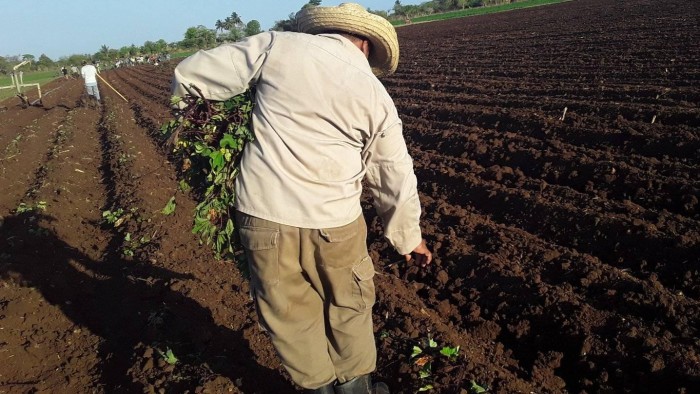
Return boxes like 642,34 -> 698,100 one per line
80,60 -> 100,102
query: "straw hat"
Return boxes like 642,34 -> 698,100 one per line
296,3 -> 399,76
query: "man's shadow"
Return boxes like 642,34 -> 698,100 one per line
0,212 -> 292,393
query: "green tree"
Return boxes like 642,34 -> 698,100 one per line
272,0 -> 325,30
22,54 -> 35,62
181,25 -> 217,49
215,19 -> 225,33
0,56 -> 9,74
224,12 -> 243,31
215,11 -> 245,42
60,54 -> 89,67
108,49 -> 120,60
368,8 -> 389,18
244,20 -> 261,37
302,0 -> 322,9
118,46 -> 130,58
393,0 -> 406,16
403,4 -> 421,17
35,54 -> 54,70
97,45 -> 111,61
271,12 -> 298,32
142,40 -> 158,54
155,39 -> 168,53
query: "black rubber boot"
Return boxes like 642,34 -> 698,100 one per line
334,375 -> 390,394
371,381 -> 390,394
304,382 -> 336,394
334,375 -> 371,394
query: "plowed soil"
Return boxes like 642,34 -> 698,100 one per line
1,0 -> 698,393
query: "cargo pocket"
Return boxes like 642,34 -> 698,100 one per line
239,226 -> 280,286
319,217 -> 367,268
351,256 -> 376,311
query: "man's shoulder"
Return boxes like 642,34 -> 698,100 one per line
267,31 -> 329,44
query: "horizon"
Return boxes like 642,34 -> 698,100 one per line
2,0 -> 418,61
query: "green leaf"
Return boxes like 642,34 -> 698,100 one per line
440,345 -> 460,359
418,385 -> 434,392
419,362 -> 432,379
161,348 -> 179,365
411,346 -> 423,358
161,196 -> 177,215
178,179 -> 191,192
219,133 -> 238,149
210,151 -> 224,170
194,142 -> 213,156
225,218 -> 234,236
469,380 -> 487,393
428,338 -> 438,348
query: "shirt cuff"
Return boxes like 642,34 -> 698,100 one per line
387,226 -> 423,255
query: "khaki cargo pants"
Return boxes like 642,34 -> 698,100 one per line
236,211 -> 377,389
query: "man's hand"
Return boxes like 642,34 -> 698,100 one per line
405,239 -> 432,267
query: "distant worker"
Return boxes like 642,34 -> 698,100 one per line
61,66 -> 69,79
80,60 -> 101,103
70,65 -> 79,78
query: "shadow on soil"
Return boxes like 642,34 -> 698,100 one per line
0,212 -> 292,393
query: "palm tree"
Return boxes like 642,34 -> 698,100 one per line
100,45 -> 110,60
228,12 -> 242,27
221,11 -> 242,31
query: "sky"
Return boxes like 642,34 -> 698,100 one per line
1,0 -> 420,61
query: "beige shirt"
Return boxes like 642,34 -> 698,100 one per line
172,31 -> 422,255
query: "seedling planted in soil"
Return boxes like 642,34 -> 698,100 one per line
102,208 -> 125,226
161,196 -> 177,215
410,336 -> 465,392
15,201 -> 47,214
158,348 -> 179,365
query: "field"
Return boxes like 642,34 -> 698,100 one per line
391,0 -> 569,26
0,0 -> 698,393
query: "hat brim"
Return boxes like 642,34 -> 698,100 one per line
297,3 -> 399,76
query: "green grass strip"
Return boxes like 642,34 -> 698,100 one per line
170,51 -> 196,59
392,0 -> 570,26
0,70 -> 59,102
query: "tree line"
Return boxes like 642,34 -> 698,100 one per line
1,0 -> 520,73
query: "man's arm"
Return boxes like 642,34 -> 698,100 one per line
171,32 -> 275,101
364,120 -> 432,266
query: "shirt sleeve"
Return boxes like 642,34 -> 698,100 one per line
363,117 -> 423,255
171,32 -> 275,101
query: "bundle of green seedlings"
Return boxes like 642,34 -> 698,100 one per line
161,84 -> 255,259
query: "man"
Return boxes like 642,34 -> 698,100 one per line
80,60 -> 100,103
172,3 -> 432,393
